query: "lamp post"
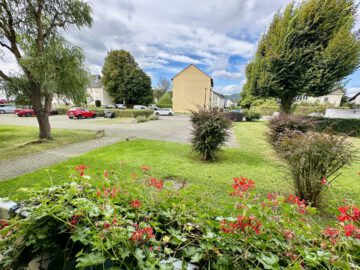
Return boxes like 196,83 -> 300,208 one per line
204,88 -> 207,108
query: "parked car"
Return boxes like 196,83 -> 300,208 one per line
0,104 -> 16,114
115,104 -> 126,109
154,108 -> 174,116
148,104 -> 160,111
133,105 -> 147,110
67,108 -> 96,119
0,99 -> 7,104
102,104 -> 115,109
16,108 -> 35,117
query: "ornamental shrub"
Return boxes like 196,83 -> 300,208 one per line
314,117 -> 360,137
1,166 -> 359,269
244,109 -> 261,121
276,131 -> 355,207
268,114 -> 315,145
190,107 -> 232,160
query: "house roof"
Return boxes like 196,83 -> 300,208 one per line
172,64 -> 214,87
90,75 -> 102,88
349,92 -> 360,101
213,90 -> 225,98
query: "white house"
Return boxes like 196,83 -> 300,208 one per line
87,75 -> 114,106
211,91 -> 225,109
224,99 -> 236,109
349,92 -> 360,105
295,89 -> 343,107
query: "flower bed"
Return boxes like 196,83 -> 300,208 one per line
0,166 -> 359,269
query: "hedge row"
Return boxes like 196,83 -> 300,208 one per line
312,117 -> 360,137
156,104 -> 172,109
54,107 -> 154,118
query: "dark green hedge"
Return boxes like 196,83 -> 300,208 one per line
54,107 -> 154,118
313,117 -> 360,137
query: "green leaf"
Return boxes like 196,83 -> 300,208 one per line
76,252 -> 105,267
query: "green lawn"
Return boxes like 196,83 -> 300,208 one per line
0,125 -> 96,161
0,122 -> 359,216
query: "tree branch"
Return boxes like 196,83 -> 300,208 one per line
0,69 -> 10,81
0,40 -> 12,52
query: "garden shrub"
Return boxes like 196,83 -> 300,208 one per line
54,106 -> 70,115
190,108 -> 232,160
148,114 -> 159,121
276,131 -> 355,207
136,115 -> 148,123
313,117 -> 360,137
244,109 -> 261,121
157,103 -> 172,109
223,111 -> 244,122
268,114 -> 315,145
95,100 -> 101,107
0,166 -> 359,269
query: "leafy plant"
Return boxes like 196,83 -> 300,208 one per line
136,115 -> 148,123
276,131 -> 356,206
244,109 -> 261,121
190,108 -> 232,160
0,166 -> 359,269
268,114 -> 315,145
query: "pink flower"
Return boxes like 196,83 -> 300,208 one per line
321,178 -> 327,185
323,227 -> 340,237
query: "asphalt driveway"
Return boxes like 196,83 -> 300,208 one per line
0,114 -> 238,147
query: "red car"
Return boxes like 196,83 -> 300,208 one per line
16,108 -> 35,117
67,107 -> 96,119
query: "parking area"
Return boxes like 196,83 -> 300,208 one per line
0,114 -> 238,146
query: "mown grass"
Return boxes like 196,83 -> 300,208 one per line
0,125 -> 96,161
0,122 -> 358,217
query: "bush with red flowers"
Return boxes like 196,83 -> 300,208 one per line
0,167 -> 359,269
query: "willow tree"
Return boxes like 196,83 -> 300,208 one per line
243,0 -> 360,113
0,0 -> 92,139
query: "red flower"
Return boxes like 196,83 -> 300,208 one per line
130,199 -> 141,208
337,206 -> 351,222
321,178 -> 327,185
343,224 -> 357,237
70,215 -> 81,226
148,178 -> 163,190
220,215 -> 261,235
130,226 -> 155,242
104,170 -> 109,178
75,165 -> 88,171
80,171 -> 84,177
323,227 -> 340,237
104,223 -> 111,229
352,207 -> 360,221
267,193 -> 278,201
286,195 -> 307,214
230,176 -> 255,197
96,190 -> 101,197
141,165 -> 150,171
0,220 -> 9,230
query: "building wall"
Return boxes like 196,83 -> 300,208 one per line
87,87 -> 114,105
172,65 -> 212,113
296,92 -> 343,107
211,92 -> 225,109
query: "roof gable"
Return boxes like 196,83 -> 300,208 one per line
349,92 -> 360,101
172,64 -> 213,86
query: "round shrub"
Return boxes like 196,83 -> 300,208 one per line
276,131 -> 355,207
268,114 -> 315,145
190,107 -> 232,161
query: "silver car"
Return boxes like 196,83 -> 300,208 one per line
0,104 -> 16,114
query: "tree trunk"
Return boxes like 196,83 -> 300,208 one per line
32,88 -> 53,140
280,96 -> 294,114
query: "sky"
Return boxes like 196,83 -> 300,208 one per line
1,0 -> 360,97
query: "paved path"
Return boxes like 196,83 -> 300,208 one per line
0,114 -> 239,180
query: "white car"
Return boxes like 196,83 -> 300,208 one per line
115,104 -> 126,109
154,108 -> 174,116
0,104 -> 16,114
133,105 -> 147,110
